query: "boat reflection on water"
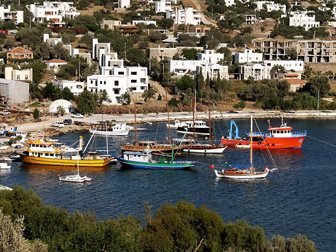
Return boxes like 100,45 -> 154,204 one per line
21,163 -> 113,175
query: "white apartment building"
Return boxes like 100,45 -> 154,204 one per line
0,5 -> 24,24
92,38 -> 111,65
166,7 -> 201,25
155,0 -> 172,13
289,11 -> 319,31
4,67 -> 33,82
234,49 -> 263,64
87,63 -> 148,104
27,2 -> 80,24
237,60 -> 304,80
54,80 -> 84,95
256,1 -> 286,14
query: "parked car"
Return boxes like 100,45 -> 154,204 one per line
71,113 -> 84,118
63,119 -> 72,125
51,121 -> 65,128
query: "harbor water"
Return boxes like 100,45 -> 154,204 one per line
1,118 -> 335,251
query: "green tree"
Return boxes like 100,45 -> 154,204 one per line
33,108 -> 40,121
75,90 -> 98,114
23,60 -> 47,83
29,82 -> 43,101
120,91 -> 131,105
302,75 -> 330,98
181,48 -> 198,60
42,83 -> 62,101
270,65 -> 286,79
157,18 -> 174,29
176,75 -> 195,91
126,48 -> 147,66
57,106 -> 65,116
142,87 -> 156,101
62,87 -> 74,101
98,90 -> 110,105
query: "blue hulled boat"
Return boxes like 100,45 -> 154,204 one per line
117,150 -> 195,170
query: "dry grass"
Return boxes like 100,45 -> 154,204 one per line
79,5 -> 105,16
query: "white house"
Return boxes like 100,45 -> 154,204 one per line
0,5 -> 24,24
87,60 -> 148,105
256,1 -> 286,14
224,0 -> 235,6
155,0 -> 172,13
27,1 -> 80,24
46,59 -> 67,73
170,50 -> 228,79
4,67 -> 33,82
53,80 -> 84,95
0,78 -> 30,104
43,33 -> 62,46
237,60 -> 304,80
166,7 -> 201,25
132,19 -> 157,26
234,49 -> 263,64
197,50 -> 224,64
289,11 -> 319,31
117,0 -> 130,8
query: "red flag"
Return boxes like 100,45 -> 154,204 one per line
209,164 -> 215,169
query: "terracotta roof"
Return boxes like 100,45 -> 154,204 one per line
285,73 -> 299,77
8,47 -> 33,54
285,79 -> 306,85
48,59 -> 67,63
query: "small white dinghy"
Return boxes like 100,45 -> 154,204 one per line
59,157 -> 91,183
0,162 -> 11,169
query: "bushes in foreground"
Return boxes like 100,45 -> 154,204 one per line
0,187 -> 316,251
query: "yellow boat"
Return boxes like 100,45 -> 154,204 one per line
20,137 -> 112,168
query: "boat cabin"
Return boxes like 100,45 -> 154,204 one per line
122,151 -> 152,162
268,124 -> 293,137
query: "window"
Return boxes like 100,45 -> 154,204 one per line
115,80 -> 119,86
118,71 -> 124,75
131,71 -> 137,75
131,79 -> 137,83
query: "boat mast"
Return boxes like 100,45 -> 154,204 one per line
192,90 -> 196,138
250,114 -> 253,169
166,89 -> 171,144
134,101 -> 138,144
208,91 -> 213,142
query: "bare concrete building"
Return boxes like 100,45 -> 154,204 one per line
0,78 -> 29,104
253,38 -> 336,63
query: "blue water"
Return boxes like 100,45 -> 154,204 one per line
1,118 -> 336,251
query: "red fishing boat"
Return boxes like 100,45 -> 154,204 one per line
221,118 -> 306,149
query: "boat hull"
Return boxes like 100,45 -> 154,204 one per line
221,136 -> 305,149
21,155 -> 111,167
117,157 -> 194,170
214,169 -> 269,179
89,129 -> 130,136
183,145 -> 227,154
176,127 -> 211,136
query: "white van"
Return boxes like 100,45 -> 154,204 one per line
51,121 -> 65,128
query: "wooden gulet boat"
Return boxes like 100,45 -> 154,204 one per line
214,115 -> 270,180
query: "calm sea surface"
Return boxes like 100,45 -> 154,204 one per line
1,118 -> 336,251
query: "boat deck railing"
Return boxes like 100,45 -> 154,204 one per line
264,130 -> 307,137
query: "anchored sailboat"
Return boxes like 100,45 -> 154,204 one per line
214,115 -> 269,179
